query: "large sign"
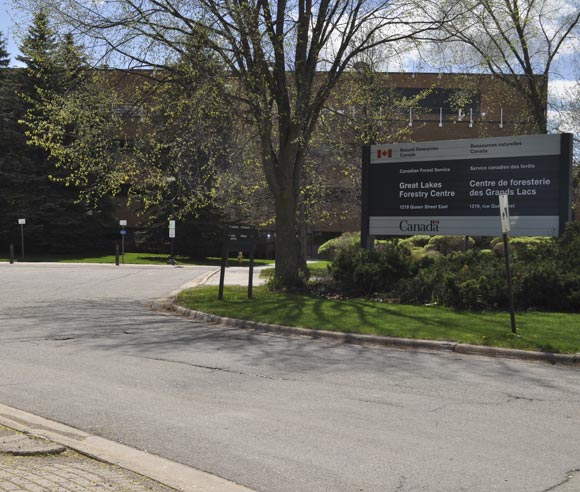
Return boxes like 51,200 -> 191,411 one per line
361,134 -> 573,237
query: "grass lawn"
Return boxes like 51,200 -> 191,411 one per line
0,252 -> 273,267
197,257 -> 274,267
0,252 -> 194,265
177,285 -> 580,354
260,260 -> 331,279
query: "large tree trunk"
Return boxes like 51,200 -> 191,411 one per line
273,188 -> 306,289
531,93 -> 548,134
261,132 -> 309,290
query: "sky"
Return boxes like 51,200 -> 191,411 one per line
0,0 -> 27,65
0,0 -> 577,131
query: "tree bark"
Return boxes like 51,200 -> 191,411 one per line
526,75 -> 548,134
273,187 -> 305,289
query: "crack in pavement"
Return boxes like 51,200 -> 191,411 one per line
354,398 -> 404,409
542,469 -> 580,491
506,393 -> 545,403
428,391 -> 580,413
131,355 -> 299,382
395,475 -> 407,491
429,404 -> 448,413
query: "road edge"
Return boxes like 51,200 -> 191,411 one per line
157,302 -> 580,366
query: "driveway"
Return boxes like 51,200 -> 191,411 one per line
0,263 -> 579,492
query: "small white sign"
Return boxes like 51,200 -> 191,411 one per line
499,194 -> 510,233
18,219 -> 26,225
119,219 -> 127,226
169,220 -> 176,229
169,229 -> 176,238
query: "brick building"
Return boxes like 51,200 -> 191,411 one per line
103,70 -> 544,256
304,72 -> 542,254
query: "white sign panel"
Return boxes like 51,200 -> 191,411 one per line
119,219 -> 127,226
18,219 -> 26,225
499,194 -> 511,233
369,216 -> 557,237
371,134 -> 561,164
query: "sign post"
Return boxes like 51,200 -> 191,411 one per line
218,228 -> 228,301
218,225 -> 256,300
18,219 -> 25,260
499,194 -> 517,335
168,220 -> 176,265
119,220 -> 127,264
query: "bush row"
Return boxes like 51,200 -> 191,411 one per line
321,223 -> 580,311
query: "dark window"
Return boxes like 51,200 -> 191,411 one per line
374,88 -> 481,115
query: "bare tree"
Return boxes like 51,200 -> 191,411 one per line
422,0 -> 580,133
22,0 -> 450,287
552,70 -> 580,165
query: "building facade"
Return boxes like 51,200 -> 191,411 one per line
304,72 -> 543,254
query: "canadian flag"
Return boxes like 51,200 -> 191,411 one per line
376,148 -> 393,159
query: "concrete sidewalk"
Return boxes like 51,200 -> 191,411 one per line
200,265 -> 271,287
0,404 -> 254,492
0,425 -> 174,492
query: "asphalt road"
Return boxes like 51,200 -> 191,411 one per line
0,263 -> 579,492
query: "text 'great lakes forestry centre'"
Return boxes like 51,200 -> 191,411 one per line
362,134 -> 572,237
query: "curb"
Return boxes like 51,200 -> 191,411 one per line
151,269 -> 221,311
162,303 -> 580,366
0,403 -> 256,492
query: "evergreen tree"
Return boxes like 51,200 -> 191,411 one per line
0,14 -> 112,254
56,33 -> 85,87
0,33 -> 9,68
17,10 -> 58,94
0,29 -> 33,251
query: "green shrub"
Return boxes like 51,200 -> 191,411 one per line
491,236 -> 555,261
317,232 -> 360,260
408,246 -> 440,263
399,235 -> 441,263
426,235 -> 475,254
323,224 -> 580,312
558,222 -> 580,270
559,221 -> 580,246
517,261 -> 580,311
440,277 -> 483,310
398,235 -> 431,249
329,242 -> 411,295
396,250 -> 507,309
490,236 -> 503,249
396,242 -> 580,311
471,236 -> 493,249
513,237 -> 555,262
392,274 -> 434,305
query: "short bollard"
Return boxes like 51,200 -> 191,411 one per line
9,244 -> 14,264
115,244 -> 120,266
